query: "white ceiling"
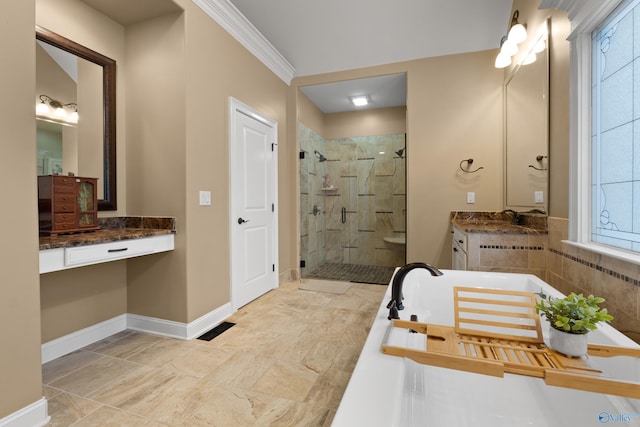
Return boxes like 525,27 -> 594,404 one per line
78,0 -> 514,113
299,73 -> 407,114
228,0 -> 513,77
229,0 -> 513,113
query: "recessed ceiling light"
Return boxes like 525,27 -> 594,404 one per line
350,95 -> 369,107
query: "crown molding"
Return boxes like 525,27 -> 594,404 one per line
192,0 -> 295,84
540,0 -> 623,35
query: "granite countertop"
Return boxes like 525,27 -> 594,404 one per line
39,216 -> 176,250
451,211 -> 548,234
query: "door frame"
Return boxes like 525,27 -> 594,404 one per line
229,97 -> 279,310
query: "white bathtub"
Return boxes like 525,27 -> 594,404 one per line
333,269 -> 640,427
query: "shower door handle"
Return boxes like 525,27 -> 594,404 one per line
341,207 -> 346,224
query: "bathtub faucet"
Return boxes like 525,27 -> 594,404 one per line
387,262 -> 443,320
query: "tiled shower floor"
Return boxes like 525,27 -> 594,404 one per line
306,263 -> 394,285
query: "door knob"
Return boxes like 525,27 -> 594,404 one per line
237,217 -> 250,224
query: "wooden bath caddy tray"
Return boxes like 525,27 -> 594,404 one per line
382,287 -> 640,399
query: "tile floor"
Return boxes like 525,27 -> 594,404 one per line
306,263 -> 395,285
43,280 -> 387,426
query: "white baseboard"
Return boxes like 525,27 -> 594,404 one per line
127,302 -> 233,340
185,303 -> 234,339
41,315 -> 127,364
42,304 -> 235,364
0,397 -> 49,427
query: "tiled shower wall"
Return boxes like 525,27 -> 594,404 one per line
546,217 -> 640,343
299,124 -> 406,275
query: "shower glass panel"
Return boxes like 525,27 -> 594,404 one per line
299,123 -> 406,280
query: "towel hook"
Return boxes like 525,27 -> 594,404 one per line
459,158 -> 484,173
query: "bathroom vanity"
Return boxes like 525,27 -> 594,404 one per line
450,211 -> 547,278
39,216 -> 175,273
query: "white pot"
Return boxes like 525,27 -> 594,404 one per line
549,327 -> 589,357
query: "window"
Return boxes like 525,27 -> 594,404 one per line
591,0 -> 640,253
569,0 -> 640,263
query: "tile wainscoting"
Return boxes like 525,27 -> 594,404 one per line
546,217 -> 640,343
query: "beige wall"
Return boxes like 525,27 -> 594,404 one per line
126,0 -> 291,323
40,263 -> 127,342
0,0 -> 44,419
297,89 -> 325,137
294,54 -> 504,269
325,106 -> 406,139
407,51 -> 504,267
125,12 -> 188,321
37,0 -> 129,342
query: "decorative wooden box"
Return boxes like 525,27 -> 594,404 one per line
38,175 -> 99,236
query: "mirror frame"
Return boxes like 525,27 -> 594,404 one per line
36,25 -> 117,211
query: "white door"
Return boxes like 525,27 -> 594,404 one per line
230,98 -> 278,309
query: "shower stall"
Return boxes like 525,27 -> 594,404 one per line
299,123 -> 406,283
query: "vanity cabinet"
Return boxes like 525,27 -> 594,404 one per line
451,227 -> 468,270
38,175 -> 99,236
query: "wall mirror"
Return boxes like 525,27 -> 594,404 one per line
504,19 -> 549,212
36,25 -> 117,210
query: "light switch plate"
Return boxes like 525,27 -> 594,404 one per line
199,191 -> 211,206
535,191 -> 544,203
467,192 -> 475,204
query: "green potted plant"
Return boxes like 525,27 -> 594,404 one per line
535,292 -> 613,357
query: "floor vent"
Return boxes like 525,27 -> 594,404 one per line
197,321 -> 236,341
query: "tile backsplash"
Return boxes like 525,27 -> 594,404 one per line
546,217 -> 640,343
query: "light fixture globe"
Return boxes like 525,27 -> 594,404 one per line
495,52 -> 512,68
501,38 -> 518,57
508,23 -> 527,44
36,102 -> 49,115
507,10 -> 528,44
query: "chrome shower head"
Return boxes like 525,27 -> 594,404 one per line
314,150 -> 327,162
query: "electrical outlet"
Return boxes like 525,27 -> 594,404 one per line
199,191 -> 211,206
467,192 -> 475,204
535,191 -> 544,203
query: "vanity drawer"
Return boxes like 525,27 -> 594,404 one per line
452,226 -> 468,252
64,236 -> 171,267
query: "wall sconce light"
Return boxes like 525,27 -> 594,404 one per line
494,10 -> 528,69
495,37 -> 513,68
507,10 -> 527,44
350,95 -> 370,107
36,94 -> 78,124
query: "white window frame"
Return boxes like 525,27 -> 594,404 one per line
566,0 -> 640,265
